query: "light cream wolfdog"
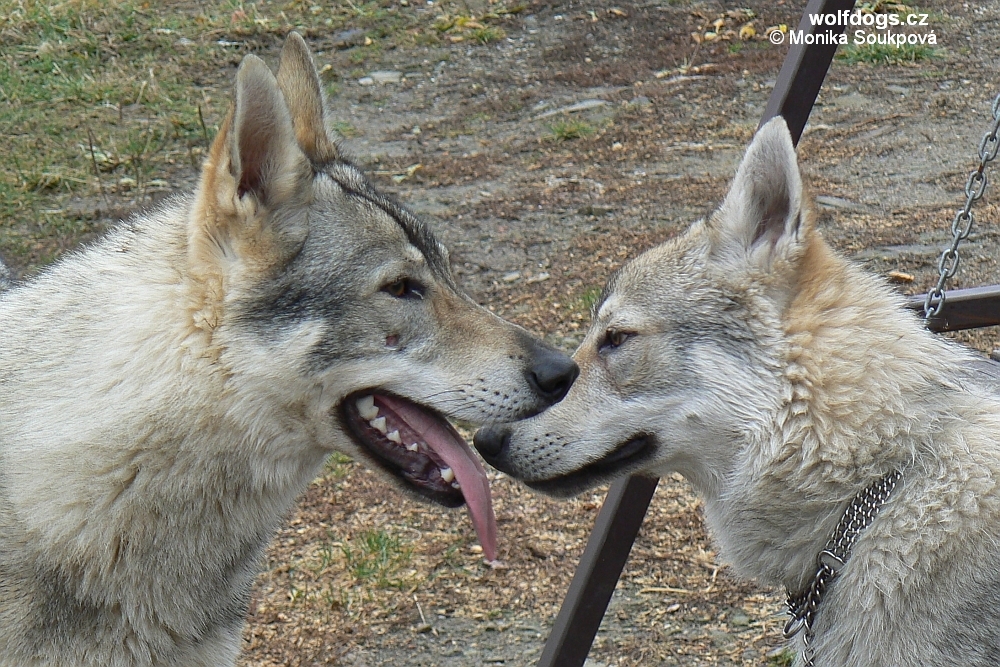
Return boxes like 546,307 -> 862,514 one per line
477,118 -> 1000,666
0,34 -> 577,666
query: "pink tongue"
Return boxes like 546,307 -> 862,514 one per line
375,395 -> 497,562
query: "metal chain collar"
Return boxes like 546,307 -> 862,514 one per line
783,470 -> 903,667
924,92 -> 1000,318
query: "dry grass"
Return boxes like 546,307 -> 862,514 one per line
241,458 -> 787,666
0,0 -> 514,270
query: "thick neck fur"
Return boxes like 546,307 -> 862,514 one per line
703,233 -> 980,592
0,201 -> 330,660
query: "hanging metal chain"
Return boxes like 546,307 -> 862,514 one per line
783,470 -> 903,667
924,93 -> 1000,318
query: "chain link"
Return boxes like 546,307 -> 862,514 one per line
784,471 -> 903,667
924,92 -> 1000,318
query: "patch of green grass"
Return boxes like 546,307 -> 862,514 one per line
348,42 -> 382,65
574,286 -> 603,315
330,120 -> 361,138
470,25 -> 505,44
838,42 -> 940,65
341,529 -> 412,589
414,30 -> 441,46
0,0 -> 249,267
323,451 -> 355,479
311,534 -> 339,574
434,13 -> 509,44
1,0 -> 525,272
546,119 -> 595,142
319,583 -> 347,610
766,648 -> 796,666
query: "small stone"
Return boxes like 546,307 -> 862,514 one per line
533,98 -> 607,120
577,205 -> 614,216
414,623 -> 433,633
815,195 -> 865,212
369,70 -> 403,84
502,271 -> 521,283
334,29 -> 366,49
729,610 -> 751,627
709,629 -> 735,647
358,76 -> 375,86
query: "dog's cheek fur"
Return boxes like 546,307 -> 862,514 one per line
186,59 -> 314,361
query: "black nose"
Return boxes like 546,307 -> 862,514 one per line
526,343 -> 579,405
474,424 -> 511,461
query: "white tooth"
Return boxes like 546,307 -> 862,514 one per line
369,416 -> 387,434
387,430 -> 402,444
440,467 -> 455,483
451,482 -> 461,490
356,395 -> 379,421
406,442 -> 420,452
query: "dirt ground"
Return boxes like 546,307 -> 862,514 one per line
7,0 -> 1000,665
239,2 -> 1000,665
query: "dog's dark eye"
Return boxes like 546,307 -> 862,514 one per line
601,329 -> 633,351
382,278 -> 424,300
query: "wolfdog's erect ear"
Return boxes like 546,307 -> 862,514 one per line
709,117 -> 805,270
228,54 -> 311,206
191,53 -> 310,282
276,32 -> 338,165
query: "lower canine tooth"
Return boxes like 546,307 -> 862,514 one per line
440,467 -> 455,483
451,482 -> 461,490
406,443 -> 419,452
356,395 -> 379,421
369,416 -> 387,434
386,430 -> 402,443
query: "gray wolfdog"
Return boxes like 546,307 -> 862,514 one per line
477,118 -> 1000,666
0,34 -> 577,666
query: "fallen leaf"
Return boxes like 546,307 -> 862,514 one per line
888,270 -> 915,283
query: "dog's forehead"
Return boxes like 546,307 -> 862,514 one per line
402,243 -> 426,264
595,237 -> 708,327
313,165 -> 451,277
596,294 -> 620,321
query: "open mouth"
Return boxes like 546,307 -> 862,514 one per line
340,391 -> 497,562
528,433 -> 657,496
